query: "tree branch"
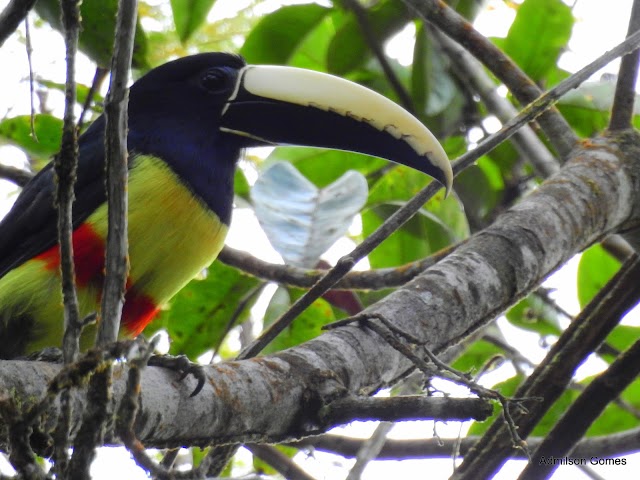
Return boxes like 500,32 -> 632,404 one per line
2,130 -> 639,451
217,243 -> 457,290
610,0 -> 640,131
342,0 -> 415,113
435,31 -> 559,178
247,444 -> 318,480
239,28 -> 640,360
97,0 -> 137,346
318,396 -> 492,428
0,0 -> 37,47
293,427 -> 640,460
401,0 -> 578,158
346,422 -> 393,480
56,0 -> 81,365
453,254 -> 640,479
0,163 -> 33,187
521,331 -> 640,479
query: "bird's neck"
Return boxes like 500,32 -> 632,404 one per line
128,124 -> 240,225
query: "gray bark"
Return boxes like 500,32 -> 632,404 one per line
1,131 -> 639,449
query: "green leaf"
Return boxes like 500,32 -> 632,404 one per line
486,140 -> 520,182
240,4 -> 331,65
0,114 -> 63,159
363,171 -> 468,269
35,0 -> 149,68
454,161 -> 502,222
287,10 -> 347,71
171,0 -> 217,44
558,104 -> 610,138
451,339 -> 503,373
233,168 -> 250,201
584,376 -> 640,436
530,389 -> 576,436
412,22 -> 458,117
506,294 -> 562,337
150,261 -> 260,358
557,80 -> 640,137
265,147 -> 386,188
468,374 -> 524,435
468,374 -> 575,437
602,326 -> 640,363
261,287 -> 335,354
327,0 -> 411,75
37,80 -> 103,113
503,0 -> 573,81
577,244 -> 621,309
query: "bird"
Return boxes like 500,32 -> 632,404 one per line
0,52 -> 452,360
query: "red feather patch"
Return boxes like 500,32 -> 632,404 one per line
35,223 -> 105,286
34,223 -> 160,336
122,290 -> 160,336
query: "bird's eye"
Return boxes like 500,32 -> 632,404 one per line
200,68 -> 228,92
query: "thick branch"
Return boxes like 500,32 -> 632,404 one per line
318,396 -> 492,428
294,428 -> 640,460
1,133 -> 639,449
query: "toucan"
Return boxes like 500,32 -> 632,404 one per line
0,53 -> 452,359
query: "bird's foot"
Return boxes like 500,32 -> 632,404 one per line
147,354 -> 206,397
24,347 -> 64,363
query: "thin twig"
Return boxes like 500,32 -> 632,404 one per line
24,16 -> 37,141
97,0 -> 138,346
78,66 -> 109,130
346,422 -> 394,480
56,0 -> 82,365
218,243 -> 458,291
117,340 -> 170,479
212,283 -> 266,359
609,0 -> 640,131
343,0 -> 415,113
67,367 -> 112,478
360,314 -> 530,453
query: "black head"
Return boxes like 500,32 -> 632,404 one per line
124,54 -> 250,224
88,53 -> 452,224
